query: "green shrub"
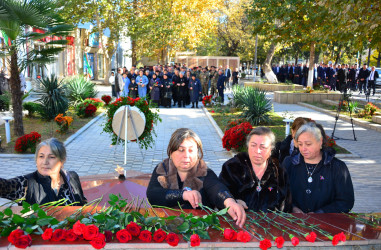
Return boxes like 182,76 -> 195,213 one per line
35,75 -> 69,120
22,102 -> 41,116
0,91 -> 11,111
232,85 -> 272,125
65,76 -> 98,104
83,98 -> 103,108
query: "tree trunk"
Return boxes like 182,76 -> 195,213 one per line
334,45 -> 342,64
263,42 -> 278,83
294,53 -> 298,65
307,41 -> 316,88
10,47 -> 24,136
131,39 -> 137,66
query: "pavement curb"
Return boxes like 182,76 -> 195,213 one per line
298,102 -> 381,133
201,106 -> 235,158
64,112 -> 105,147
0,113 -> 105,159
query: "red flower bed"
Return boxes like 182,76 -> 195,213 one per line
222,122 -> 253,151
101,95 -> 112,105
76,101 -> 97,117
14,131 -> 41,153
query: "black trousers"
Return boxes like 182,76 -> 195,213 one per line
368,80 -> 376,95
359,80 -> 367,93
218,87 -> 224,103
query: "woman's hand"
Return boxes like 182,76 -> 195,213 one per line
224,198 -> 246,228
182,190 -> 202,209
292,206 -> 304,213
236,199 -> 248,209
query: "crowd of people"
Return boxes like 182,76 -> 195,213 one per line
0,116 -> 354,227
110,64 -> 241,107
272,63 -> 379,95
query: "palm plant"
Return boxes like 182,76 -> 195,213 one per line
64,76 -> 98,105
233,85 -> 272,125
0,0 -> 73,135
35,75 -> 68,120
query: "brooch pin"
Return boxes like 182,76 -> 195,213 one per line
268,187 -> 273,191
320,176 -> 324,180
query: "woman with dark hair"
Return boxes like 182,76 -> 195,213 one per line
0,138 -> 86,205
161,74 -> 172,108
283,122 -> 354,213
149,73 -> 162,106
219,127 -> 292,212
147,128 -> 246,227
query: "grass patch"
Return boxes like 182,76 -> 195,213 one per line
206,105 -> 350,154
0,107 -> 105,154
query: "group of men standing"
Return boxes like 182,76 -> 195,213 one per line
272,63 -> 379,95
109,64 -> 238,108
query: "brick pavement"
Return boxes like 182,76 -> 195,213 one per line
0,85 -> 380,212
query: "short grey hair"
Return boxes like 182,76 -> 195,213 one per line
294,122 -> 322,143
35,138 -> 67,163
246,127 -> 276,149
167,128 -> 203,160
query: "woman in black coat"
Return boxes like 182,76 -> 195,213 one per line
161,74 -> 172,108
189,74 -> 201,108
147,128 -> 246,227
283,122 -> 354,213
0,138 -> 86,205
219,127 -> 292,212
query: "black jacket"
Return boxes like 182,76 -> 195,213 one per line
274,135 -> 298,165
219,152 -> 292,212
282,148 -> 354,213
0,170 -> 86,205
147,159 -> 233,209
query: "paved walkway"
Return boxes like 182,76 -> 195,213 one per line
0,85 -> 380,212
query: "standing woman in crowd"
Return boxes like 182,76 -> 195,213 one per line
149,73 -> 162,106
189,74 -> 201,108
136,69 -> 148,98
172,70 -> 180,106
185,71 -> 192,106
283,122 -> 354,213
219,127 -> 292,212
0,138 -> 87,205
128,78 -> 138,98
121,72 -> 131,97
162,74 -> 172,108
176,72 -> 187,107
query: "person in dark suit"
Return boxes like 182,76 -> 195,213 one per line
358,64 -> 370,94
224,65 -> 232,90
337,64 -> 347,93
347,65 -> 357,91
217,70 -> 226,103
294,63 -> 302,85
367,66 -> 379,96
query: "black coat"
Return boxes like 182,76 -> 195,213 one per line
147,159 -> 234,209
0,170 -> 86,205
219,152 -> 292,212
274,135 -> 299,165
282,148 -> 354,213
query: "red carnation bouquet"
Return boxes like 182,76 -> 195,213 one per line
222,122 -> 253,151
202,95 -> 212,106
101,95 -> 112,105
14,131 -> 41,153
76,101 -> 97,117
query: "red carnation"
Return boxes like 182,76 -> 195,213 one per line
8,229 -> 24,244
126,222 -> 141,237
338,232 -> 346,242
275,236 -> 285,248
291,236 -> 299,246
65,229 -> 78,242
83,225 -> 99,240
153,229 -> 167,243
166,232 -> 180,247
190,234 -> 200,247
116,229 -> 132,243
237,231 -> 251,242
104,230 -> 113,242
51,229 -> 66,241
223,228 -> 237,240
41,228 -> 53,240
73,220 -> 85,235
259,238 -> 272,250
305,232 -> 317,242
90,233 -> 106,249
138,230 -> 152,242
332,234 -> 340,246
14,234 -> 32,249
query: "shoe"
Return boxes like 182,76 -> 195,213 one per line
178,105 -> 181,107
183,105 -> 186,107
191,106 -> 194,108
